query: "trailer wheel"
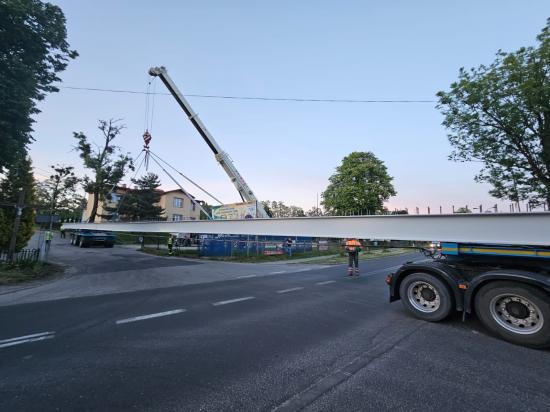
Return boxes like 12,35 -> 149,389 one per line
79,237 -> 87,248
399,273 -> 453,321
475,281 -> 550,348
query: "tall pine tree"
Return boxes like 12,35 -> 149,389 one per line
111,173 -> 165,221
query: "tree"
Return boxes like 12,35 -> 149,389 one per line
199,201 -> 213,220
113,173 -> 164,221
261,201 -> 273,218
0,0 -> 77,172
75,119 -> 133,222
321,152 -> 396,215
306,206 -> 323,216
0,156 -> 36,251
36,165 -> 79,226
262,200 -> 305,217
437,19 -> 550,206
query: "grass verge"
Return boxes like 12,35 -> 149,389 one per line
140,247 -> 412,264
309,248 -> 413,264
140,247 -> 338,262
0,262 -> 64,285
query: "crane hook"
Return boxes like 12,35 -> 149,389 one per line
143,130 -> 152,149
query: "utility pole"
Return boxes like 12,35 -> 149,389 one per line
7,190 -> 25,263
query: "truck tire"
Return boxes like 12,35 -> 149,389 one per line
70,236 -> 75,246
79,237 -> 87,248
474,281 -> 550,348
399,272 -> 453,322
104,242 -> 114,248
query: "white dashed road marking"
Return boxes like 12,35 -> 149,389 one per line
277,287 -> 304,294
0,331 -> 55,348
116,309 -> 186,324
237,274 -> 257,279
212,296 -> 255,306
270,271 -> 287,275
316,280 -> 336,285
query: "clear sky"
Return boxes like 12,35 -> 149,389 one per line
30,0 -> 549,213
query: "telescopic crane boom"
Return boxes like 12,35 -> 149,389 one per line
148,66 -> 269,218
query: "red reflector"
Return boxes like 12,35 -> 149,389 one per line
385,274 -> 393,285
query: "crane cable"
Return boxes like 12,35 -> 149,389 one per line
143,76 -> 158,170
147,150 -> 223,205
147,153 -> 213,219
113,150 -> 147,220
103,149 -> 145,202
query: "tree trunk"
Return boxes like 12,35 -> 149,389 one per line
89,191 -> 99,223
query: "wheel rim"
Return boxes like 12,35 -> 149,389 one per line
407,281 -> 441,313
489,293 -> 544,335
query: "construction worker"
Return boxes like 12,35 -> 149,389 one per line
285,237 -> 293,257
45,230 -> 53,254
167,235 -> 174,255
345,238 -> 362,276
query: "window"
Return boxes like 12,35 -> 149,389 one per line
110,193 -> 121,203
192,202 -> 196,211
172,214 -> 183,221
173,197 -> 184,208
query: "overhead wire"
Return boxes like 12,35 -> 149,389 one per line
61,86 -> 436,104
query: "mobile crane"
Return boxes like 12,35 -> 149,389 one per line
148,66 -> 269,218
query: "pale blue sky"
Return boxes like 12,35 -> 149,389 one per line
31,0 -> 549,212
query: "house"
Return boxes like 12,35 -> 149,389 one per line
82,186 -> 201,222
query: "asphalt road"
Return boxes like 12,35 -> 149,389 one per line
1,245 -> 549,411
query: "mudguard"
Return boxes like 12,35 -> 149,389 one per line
389,261 -> 465,312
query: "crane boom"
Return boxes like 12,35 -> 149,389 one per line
148,66 -> 269,218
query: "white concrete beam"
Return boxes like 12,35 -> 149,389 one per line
62,213 -> 550,246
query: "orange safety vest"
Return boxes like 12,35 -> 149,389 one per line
345,239 -> 362,252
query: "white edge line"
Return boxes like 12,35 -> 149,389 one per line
277,287 -> 305,294
316,280 -> 337,285
212,296 -> 255,306
0,331 -> 54,344
237,274 -> 257,279
116,309 -> 186,324
270,271 -> 287,274
0,334 -> 55,348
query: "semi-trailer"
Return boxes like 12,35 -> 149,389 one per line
387,242 -> 550,348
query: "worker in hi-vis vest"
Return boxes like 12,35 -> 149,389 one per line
45,230 -> 53,254
167,235 -> 174,256
344,238 -> 362,276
